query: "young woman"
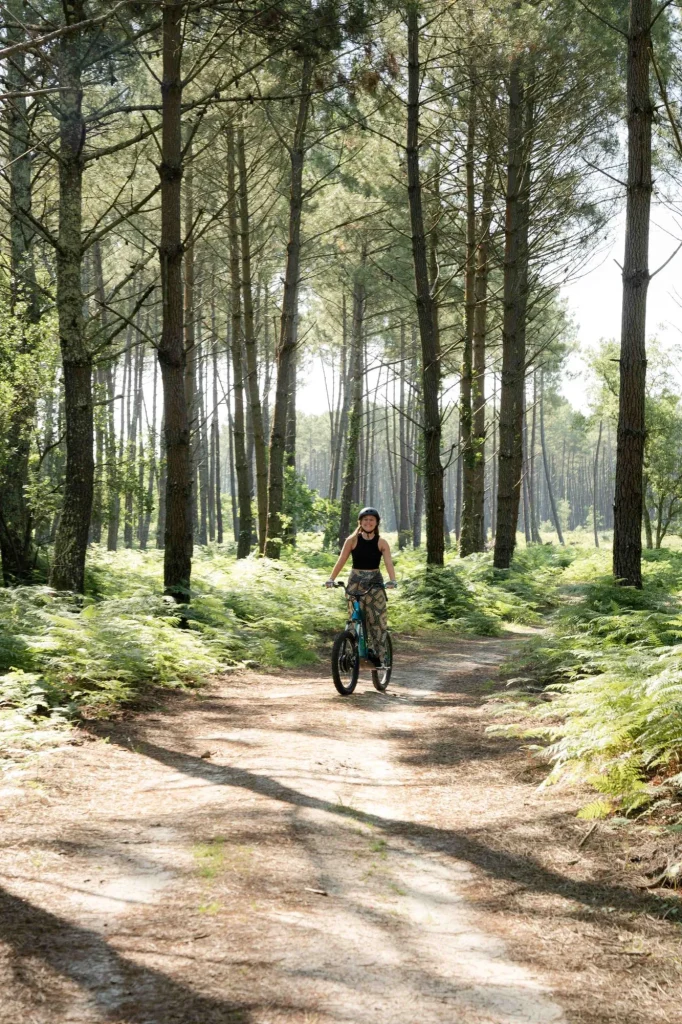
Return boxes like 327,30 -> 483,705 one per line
326,507 -> 396,666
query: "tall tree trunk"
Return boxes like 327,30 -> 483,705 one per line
212,337 -> 224,544
406,5 -> 444,566
51,4 -> 93,593
529,368 -> 541,542
157,0 -> 193,601
522,385 -> 532,545
140,355 -> 158,550
540,371 -> 565,545
398,322 -> 410,548
0,6 -> 40,583
642,477 -> 653,548
225,330 -> 238,542
197,330 -> 209,546
208,292 -> 217,543
460,77 -> 477,557
491,371 -> 498,541
283,307 -> 298,546
184,140 -> 198,539
455,451 -> 462,542
613,0 -> 652,588
338,271 -> 365,547
107,353 -> 122,551
265,58 -> 312,557
593,420 -> 603,548
471,134 -> 494,554
385,399 -> 400,534
236,125 -> 268,552
262,287 -> 272,442
93,242 -> 121,554
156,410 -> 167,549
226,123 -> 252,558
494,56 -> 530,570
329,294 -> 349,502
124,337 -> 142,548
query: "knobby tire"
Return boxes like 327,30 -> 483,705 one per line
331,630 -> 359,696
372,632 -> 393,692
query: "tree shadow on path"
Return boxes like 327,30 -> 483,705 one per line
100,731 -> 669,920
0,885 -> 252,1024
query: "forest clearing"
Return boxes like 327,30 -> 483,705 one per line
2,0 -> 682,1019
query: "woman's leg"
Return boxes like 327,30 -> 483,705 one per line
363,585 -> 388,661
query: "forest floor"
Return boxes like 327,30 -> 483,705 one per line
1,632 -> 681,1024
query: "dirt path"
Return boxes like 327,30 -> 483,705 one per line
1,635 -> 680,1024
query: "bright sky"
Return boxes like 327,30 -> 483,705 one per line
297,208 -> 682,418
561,209 -> 682,411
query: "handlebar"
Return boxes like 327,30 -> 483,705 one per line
323,579 -> 395,596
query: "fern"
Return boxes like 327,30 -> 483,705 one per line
495,547 -> 682,815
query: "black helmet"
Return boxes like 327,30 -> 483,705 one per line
358,507 -> 381,523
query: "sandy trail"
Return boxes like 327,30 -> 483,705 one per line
1,636 -> 570,1023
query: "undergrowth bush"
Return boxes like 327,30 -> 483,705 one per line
1,537 -> 572,737
493,547 -> 682,818
393,544 -> 567,635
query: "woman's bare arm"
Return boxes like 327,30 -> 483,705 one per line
379,539 -> 396,583
328,536 -> 356,582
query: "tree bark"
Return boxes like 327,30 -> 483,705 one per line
51,2 -> 93,594
540,371 -> 565,545
642,475 -> 653,549
471,134 -> 494,554
236,124 -> 268,552
124,335 -> 142,548
338,271 -> 365,546
460,77 -> 477,557
283,309 -> 298,547
529,368 -> 541,542
329,293 -> 349,502
593,420 -> 603,547
212,334 -> 224,544
0,4 -> 40,583
613,0 -> 652,588
522,386 -> 532,545
226,123 -> 252,558
406,4 -> 444,566
156,0 -> 193,601
398,322 -> 410,548
197,325 -> 209,546
156,411 -> 167,549
184,140 -> 198,539
140,354 -> 158,550
225,330 -> 238,542
265,56 -> 312,558
493,55 -> 530,570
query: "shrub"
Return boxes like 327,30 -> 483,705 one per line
492,547 -> 682,817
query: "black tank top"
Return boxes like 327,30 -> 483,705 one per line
351,533 -> 382,570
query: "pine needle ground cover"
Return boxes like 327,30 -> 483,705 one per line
0,540 -> 566,756
494,547 -> 682,824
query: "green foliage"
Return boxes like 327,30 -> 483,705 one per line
0,538 -> 575,741
590,340 -> 682,545
0,585 -> 220,719
282,466 -> 320,533
495,547 -> 682,816
392,545 -> 568,635
0,546 -> 345,729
